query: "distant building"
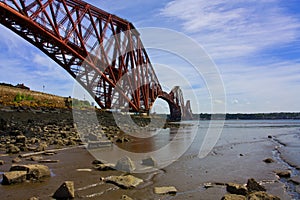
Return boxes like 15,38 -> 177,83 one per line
16,83 -> 30,90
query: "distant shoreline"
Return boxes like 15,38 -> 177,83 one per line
196,113 -> 300,120
1,83 -> 300,120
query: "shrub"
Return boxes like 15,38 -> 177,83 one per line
14,93 -> 34,102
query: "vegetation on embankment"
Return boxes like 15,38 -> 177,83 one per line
0,84 -> 67,108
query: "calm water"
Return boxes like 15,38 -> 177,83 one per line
88,119 -> 300,173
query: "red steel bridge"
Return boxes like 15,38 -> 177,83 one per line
0,0 -> 193,121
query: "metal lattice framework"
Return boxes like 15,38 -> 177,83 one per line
0,0 -> 192,120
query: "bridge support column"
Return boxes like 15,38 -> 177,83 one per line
168,103 -> 182,122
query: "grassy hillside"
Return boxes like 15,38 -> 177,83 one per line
0,85 -> 67,108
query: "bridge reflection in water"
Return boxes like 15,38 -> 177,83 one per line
88,123 -> 198,173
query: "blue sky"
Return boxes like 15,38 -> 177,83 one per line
0,0 -> 300,113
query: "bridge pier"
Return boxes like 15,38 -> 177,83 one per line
168,103 -> 182,122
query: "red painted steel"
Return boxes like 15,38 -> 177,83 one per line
0,0 -> 192,120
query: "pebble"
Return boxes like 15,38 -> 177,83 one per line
263,158 -> 275,163
12,157 -> 22,163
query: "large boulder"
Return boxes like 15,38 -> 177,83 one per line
53,181 -> 75,199
2,171 -> 27,185
226,183 -> 248,195
103,175 -> 143,189
10,164 -> 50,180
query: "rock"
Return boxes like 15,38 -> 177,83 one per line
263,158 -> 275,163
121,195 -> 133,200
247,191 -> 280,200
226,183 -> 248,195
92,159 -> 105,165
95,163 -> 115,171
154,186 -> 177,195
116,137 -> 130,143
26,156 -> 43,161
88,133 -> 98,141
43,152 -> 56,156
6,144 -> 20,154
247,178 -> 266,192
274,170 -> 291,178
2,171 -> 27,185
12,157 -> 22,163
28,197 -> 39,200
76,169 -> 92,172
16,135 -> 26,145
10,164 -> 50,180
289,176 -> 300,185
115,156 -> 135,172
67,139 -> 76,146
203,182 -> 214,189
35,142 -> 48,152
268,135 -> 273,139
38,159 -> 59,163
221,194 -> 246,200
103,175 -> 143,189
0,160 -> 4,165
53,181 -> 75,199
141,156 -> 157,167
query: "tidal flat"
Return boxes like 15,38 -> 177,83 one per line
0,107 -> 299,199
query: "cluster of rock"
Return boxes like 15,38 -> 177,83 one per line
94,156 -> 176,198
2,164 -> 50,185
0,110 -> 138,155
222,178 -> 280,200
0,116 -> 82,154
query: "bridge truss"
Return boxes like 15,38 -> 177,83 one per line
0,0 -> 192,120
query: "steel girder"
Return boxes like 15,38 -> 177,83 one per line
0,0 -> 162,112
0,0 -> 192,120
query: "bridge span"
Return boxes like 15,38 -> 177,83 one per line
0,0 -> 192,120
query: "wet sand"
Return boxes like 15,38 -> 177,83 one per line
0,109 -> 300,199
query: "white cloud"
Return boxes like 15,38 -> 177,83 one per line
160,0 -> 300,113
1,0 -> 299,113
161,0 -> 300,61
